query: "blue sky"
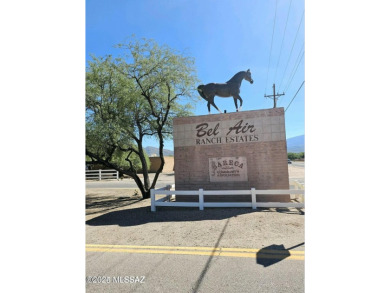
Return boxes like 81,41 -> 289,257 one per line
86,0 -> 305,150
4,2 -> 390,286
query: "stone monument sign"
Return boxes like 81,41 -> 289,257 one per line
173,107 -> 290,202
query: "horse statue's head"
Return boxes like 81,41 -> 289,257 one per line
244,69 -> 254,84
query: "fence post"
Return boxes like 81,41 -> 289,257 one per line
199,189 -> 204,211
116,171 -> 119,180
251,188 -> 257,210
98,169 -> 101,181
151,189 -> 156,212
166,185 -> 172,202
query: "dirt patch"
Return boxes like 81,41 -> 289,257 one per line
86,188 -> 142,221
86,200 -> 304,248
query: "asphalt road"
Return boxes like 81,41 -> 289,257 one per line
291,162 -> 304,168
85,199 -> 305,292
86,173 -> 175,190
86,246 -> 304,293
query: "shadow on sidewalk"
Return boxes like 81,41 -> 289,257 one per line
86,205 -> 303,227
86,206 -> 251,227
86,195 -> 142,216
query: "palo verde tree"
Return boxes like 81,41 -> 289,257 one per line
86,37 -> 198,199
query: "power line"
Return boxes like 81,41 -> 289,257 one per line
285,81 -> 305,112
277,10 -> 304,93
277,43 -> 304,105
283,49 -> 304,93
273,0 -> 292,83
282,42 -> 304,92
264,0 -> 279,94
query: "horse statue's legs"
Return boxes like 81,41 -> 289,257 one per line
233,95 -> 243,112
207,97 -> 222,114
197,85 -> 222,114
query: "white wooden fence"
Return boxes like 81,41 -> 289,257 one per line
85,169 -> 119,180
151,184 -> 304,212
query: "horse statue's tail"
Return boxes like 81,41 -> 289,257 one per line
197,85 -> 208,101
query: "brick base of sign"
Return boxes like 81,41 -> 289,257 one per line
173,108 -> 290,202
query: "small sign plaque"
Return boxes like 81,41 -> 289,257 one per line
209,157 -> 248,182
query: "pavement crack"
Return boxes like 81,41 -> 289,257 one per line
192,218 -> 230,293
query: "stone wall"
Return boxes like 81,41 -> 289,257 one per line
173,108 -> 290,202
149,156 -> 174,173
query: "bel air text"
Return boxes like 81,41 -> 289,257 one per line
195,120 -> 259,145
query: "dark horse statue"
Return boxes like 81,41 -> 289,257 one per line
197,69 -> 254,114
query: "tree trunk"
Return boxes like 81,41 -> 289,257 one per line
136,140 -> 151,198
151,129 -> 165,189
86,150 -> 150,199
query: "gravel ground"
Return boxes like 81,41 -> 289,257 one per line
86,164 -> 304,249
288,163 -> 305,179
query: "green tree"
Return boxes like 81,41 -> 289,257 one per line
287,153 -> 297,160
86,37 -> 198,198
86,148 -> 150,171
287,152 -> 305,160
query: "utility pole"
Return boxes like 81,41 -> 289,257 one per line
264,83 -> 285,108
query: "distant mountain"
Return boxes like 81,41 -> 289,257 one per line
145,146 -> 174,157
286,135 -> 305,153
